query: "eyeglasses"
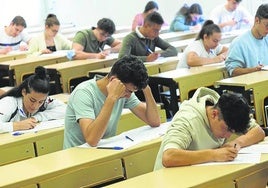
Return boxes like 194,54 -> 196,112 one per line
99,30 -> 111,38
124,84 -> 138,94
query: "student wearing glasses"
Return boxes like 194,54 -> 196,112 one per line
154,87 -> 265,170
71,18 -> 121,60
27,14 -> 72,56
0,15 -> 31,54
63,55 -> 160,148
0,66 -> 66,133
119,12 -> 177,62
225,4 -> 268,77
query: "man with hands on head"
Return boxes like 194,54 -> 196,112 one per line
119,12 -> 177,62
71,18 -> 121,60
154,87 -> 265,170
63,55 -> 161,148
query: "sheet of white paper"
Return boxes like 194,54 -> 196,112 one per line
78,121 -> 171,149
239,143 -> 268,154
11,119 -> 64,134
194,153 -> 261,166
40,50 -> 69,57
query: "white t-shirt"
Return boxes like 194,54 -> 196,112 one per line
177,40 -> 223,68
0,26 -> 31,50
210,4 -> 253,32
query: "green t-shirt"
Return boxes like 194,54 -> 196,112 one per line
72,28 -> 115,52
63,79 -> 140,149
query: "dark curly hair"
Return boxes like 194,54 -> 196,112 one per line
108,55 -> 148,90
215,92 -> 250,133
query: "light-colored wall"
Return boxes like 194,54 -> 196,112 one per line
1,0 -> 268,28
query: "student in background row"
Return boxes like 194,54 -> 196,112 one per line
119,12 -> 177,62
132,1 -> 159,31
177,20 -> 228,68
27,14 -> 72,56
169,3 -> 204,32
71,18 -> 121,60
154,87 -> 265,170
0,15 -> 31,54
210,0 -> 253,32
63,55 -> 160,148
225,4 -> 268,77
0,66 -> 66,133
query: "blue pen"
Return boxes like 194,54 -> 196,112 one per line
145,46 -> 153,54
97,146 -> 124,150
12,132 -> 24,136
125,135 -> 134,142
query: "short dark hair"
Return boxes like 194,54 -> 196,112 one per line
196,20 -> 221,40
97,18 -> 116,35
235,0 -> 242,3
0,66 -> 50,99
215,92 -> 250,133
144,11 -> 164,25
11,16 -> 27,28
108,55 -> 148,90
144,1 -> 159,13
255,4 -> 268,19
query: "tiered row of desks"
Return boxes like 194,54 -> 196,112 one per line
1,27 -> 267,188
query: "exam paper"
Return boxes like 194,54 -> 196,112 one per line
78,121 -> 171,149
195,153 -> 261,166
11,119 -> 64,134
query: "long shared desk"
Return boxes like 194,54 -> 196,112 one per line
0,55 -> 68,86
88,56 -> 179,79
0,122 -> 167,188
44,57 -> 118,93
106,152 -> 268,188
148,63 -> 227,116
0,52 -> 27,62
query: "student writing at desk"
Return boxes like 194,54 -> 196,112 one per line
169,3 -> 204,32
71,18 -> 121,60
177,20 -> 228,68
0,66 -> 66,133
119,12 -> 177,62
154,87 -> 265,170
63,55 -> 160,148
27,14 -> 72,56
209,0 -> 253,33
132,1 -> 159,31
0,15 -> 31,54
225,4 -> 268,77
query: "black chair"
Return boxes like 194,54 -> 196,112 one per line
69,76 -> 90,93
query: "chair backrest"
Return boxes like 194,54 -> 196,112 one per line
69,76 -> 90,93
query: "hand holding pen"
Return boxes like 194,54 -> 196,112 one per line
97,47 -> 109,59
13,117 -> 39,131
256,61 -> 263,71
145,46 -> 160,62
